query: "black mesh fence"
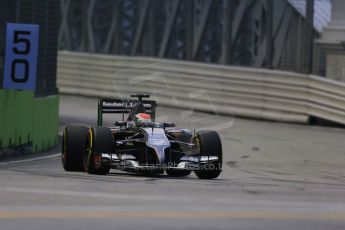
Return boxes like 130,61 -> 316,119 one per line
0,0 -> 60,96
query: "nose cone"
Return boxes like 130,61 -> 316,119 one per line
147,139 -> 169,164
153,147 -> 167,164
144,128 -> 170,165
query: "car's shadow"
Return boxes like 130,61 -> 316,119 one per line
107,171 -> 189,180
106,171 -> 226,184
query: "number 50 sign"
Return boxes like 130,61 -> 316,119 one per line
3,23 -> 39,91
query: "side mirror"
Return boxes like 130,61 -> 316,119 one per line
164,122 -> 175,128
115,121 -> 127,127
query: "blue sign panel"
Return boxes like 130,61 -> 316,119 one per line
3,23 -> 39,91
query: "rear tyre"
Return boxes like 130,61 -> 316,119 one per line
194,130 -> 222,179
166,169 -> 191,177
84,126 -> 113,175
62,126 -> 88,171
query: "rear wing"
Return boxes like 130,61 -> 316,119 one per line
97,99 -> 157,126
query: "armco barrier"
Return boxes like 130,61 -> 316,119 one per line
0,89 -> 59,152
57,51 -> 345,125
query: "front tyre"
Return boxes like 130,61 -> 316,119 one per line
62,126 -> 88,171
194,130 -> 222,179
84,126 -> 113,175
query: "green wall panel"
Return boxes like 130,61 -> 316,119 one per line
2,90 -> 16,148
49,95 -> 59,148
0,89 -> 59,153
0,90 -> 5,149
32,95 -> 59,153
32,97 -> 43,152
15,91 -> 34,145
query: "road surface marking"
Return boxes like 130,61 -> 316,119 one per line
0,154 -> 60,166
0,211 -> 344,220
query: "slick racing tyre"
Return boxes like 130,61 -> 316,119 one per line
194,130 -> 222,179
84,126 -> 113,175
166,169 -> 191,177
62,126 -> 88,171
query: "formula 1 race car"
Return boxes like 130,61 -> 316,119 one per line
62,94 -> 222,179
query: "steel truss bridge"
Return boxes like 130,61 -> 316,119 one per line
59,0 -> 318,73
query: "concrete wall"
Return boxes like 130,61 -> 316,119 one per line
314,0 -> 345,80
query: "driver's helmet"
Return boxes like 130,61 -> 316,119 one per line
134,113 -> 151,123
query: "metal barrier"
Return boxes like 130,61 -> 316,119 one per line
57,51 -> 345,125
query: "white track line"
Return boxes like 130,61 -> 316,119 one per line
0,153 -> 60,166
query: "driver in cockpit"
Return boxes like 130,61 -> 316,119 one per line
128,102 -> 152,124
134,113 -> 151,123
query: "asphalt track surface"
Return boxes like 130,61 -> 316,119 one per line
0,95 -> 345,230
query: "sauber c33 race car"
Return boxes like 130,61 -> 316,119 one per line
62,94 -> 222,179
